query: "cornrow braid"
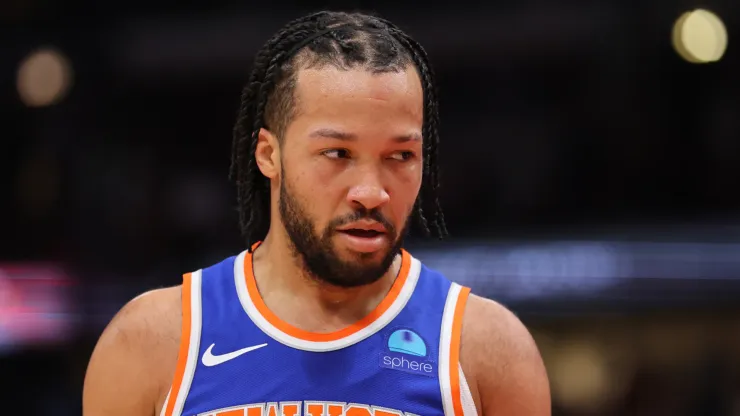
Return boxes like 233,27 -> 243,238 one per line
384,25 -> 447,239
230,11 -> 447,250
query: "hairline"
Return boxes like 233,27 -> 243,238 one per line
266,59 -> 420,142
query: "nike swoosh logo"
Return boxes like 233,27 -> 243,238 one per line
201,342 -> 268,367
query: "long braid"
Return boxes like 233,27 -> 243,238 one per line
231,11 -> 448,247
385,25 -> 448,238
244,28 -> 319,247
232,14 -> 329,249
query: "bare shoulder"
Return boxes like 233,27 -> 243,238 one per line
83,286 -> 182,416
460,294 -> 551,416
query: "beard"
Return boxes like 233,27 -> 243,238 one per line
278,175 -> 409,288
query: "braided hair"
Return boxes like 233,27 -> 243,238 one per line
230,11 -> 447,250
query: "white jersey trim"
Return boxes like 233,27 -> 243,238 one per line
159,269 -> 203,416
159,392 -> 170,416
459,365 -> 478,416
234,249 -> 422,352
439,283 -> 477,416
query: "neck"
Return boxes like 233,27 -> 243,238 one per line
251,231 -> 402,333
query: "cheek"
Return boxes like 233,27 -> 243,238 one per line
400,158 -> 423,189
284,160 -> 341,222
390,162 -> 423,216
307,157 -> 342,186
283,152 -> 329,193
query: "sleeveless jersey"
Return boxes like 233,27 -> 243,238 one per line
160,247 -> 477,416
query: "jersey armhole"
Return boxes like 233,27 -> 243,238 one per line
459,364 -> 478,416
160,270 -> 203,416
439,283 -> 475,416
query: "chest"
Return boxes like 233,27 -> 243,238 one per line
181,330 -> 445,416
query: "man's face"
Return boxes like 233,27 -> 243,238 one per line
277,65 -> 424,287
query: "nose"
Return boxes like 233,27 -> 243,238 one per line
346,166 -> 390,211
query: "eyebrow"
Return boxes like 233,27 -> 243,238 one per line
308,128 -> 422,143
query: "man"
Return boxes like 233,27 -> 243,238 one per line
83,10 -> 550,416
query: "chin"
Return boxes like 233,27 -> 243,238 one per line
335,241 -> 391,260
310,244 -> 398,288
333,248 -> 381,264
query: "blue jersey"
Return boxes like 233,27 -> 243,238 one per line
160,247 -> 476,416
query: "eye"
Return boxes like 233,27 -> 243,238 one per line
322,149 -> 351,159
389,151 -> 416,161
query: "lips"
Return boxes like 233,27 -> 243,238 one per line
335,221 -> 390,253
336,220 -> 388,235
338,229 -> 384,238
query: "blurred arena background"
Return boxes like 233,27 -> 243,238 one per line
1,1 -> 740,414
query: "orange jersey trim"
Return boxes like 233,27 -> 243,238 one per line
449,286 -> 471,416
243,243 -> 411,342
163,273 -> 193,416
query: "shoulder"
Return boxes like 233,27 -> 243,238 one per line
103,285 -> 183,344
459,293 -> 551,416
83,286 -> 183,416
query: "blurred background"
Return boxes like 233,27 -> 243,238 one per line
1,1 -> 739,414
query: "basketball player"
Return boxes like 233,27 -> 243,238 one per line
83,11 -> 550,416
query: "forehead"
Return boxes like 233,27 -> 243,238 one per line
290,66 -> 424,131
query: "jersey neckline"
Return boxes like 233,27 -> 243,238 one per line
234,243 -> 421,352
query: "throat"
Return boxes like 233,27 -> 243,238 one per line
261,276 -> 393,333
252,241 -> 401,333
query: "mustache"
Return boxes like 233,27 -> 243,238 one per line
328,209 -> 396,235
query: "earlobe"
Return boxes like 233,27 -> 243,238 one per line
255,128 -> 280,179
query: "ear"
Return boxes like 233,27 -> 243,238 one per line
255,128 -> 280,179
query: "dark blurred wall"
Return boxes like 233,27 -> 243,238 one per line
1,1 -> 740,415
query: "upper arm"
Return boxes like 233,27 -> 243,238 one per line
461,295 -> 551,416
83,288 -> 181,416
